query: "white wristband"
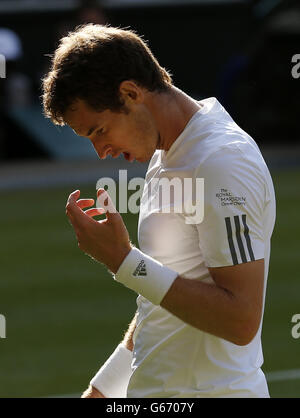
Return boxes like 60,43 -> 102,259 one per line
90,344 -> 133,398
114,247 -> 178,305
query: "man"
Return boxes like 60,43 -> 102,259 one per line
42,24 -> 276,398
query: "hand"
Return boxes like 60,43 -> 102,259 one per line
81,385 -> 106,398
65,188 -> 132,273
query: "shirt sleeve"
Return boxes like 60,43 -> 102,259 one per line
190,145 -> 266,268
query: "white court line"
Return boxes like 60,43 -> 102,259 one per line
45,368 -> 300,397
266,368 -> 300,383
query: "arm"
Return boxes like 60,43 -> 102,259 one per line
81,313 -> 137,398
122,311 -> 137,352
160,259 -> 264,346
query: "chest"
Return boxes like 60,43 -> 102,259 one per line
138,166 -> 200,265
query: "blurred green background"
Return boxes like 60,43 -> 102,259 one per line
0,168 -> 300,398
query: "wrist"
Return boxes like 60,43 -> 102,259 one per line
109,242 -> 132,274
114,247 -> 178,305
90,343 -> 133,398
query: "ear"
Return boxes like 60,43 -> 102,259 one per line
119,80 -> 144,104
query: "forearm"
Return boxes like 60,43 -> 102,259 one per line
122,312 -> 137,351
160,276 -> 255,346
84,313 -> 136,398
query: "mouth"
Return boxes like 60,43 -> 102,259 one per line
123,152 -> 135,162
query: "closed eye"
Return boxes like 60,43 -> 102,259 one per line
96,128 -> 104,136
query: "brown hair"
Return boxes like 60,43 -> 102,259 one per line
42,24 -> 173,125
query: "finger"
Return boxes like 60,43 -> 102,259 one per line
96,189 -> 118,222
76,198 -> 95,210
84,207 -> 106,218
66,190 -> 87,224
66,189 -> 81,208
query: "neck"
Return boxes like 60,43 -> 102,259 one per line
146,86 -> 202,152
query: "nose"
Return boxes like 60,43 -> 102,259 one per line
95,144 -> 112,159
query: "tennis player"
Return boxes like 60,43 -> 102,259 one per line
42,24 -> 276,398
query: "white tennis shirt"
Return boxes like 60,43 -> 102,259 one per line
126,97 -> 276,398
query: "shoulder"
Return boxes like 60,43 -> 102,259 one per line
197,141 -> 265,176
164,97 -> 265,174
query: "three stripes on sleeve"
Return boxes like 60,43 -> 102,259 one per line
225,214 -> 255,265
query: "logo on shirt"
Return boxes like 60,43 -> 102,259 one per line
216,188 -> 246,206
133,260 -> 147,277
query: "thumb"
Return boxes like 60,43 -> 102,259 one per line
96,188 -> 118,222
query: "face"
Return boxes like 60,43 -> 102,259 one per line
64,98 -> 160,163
